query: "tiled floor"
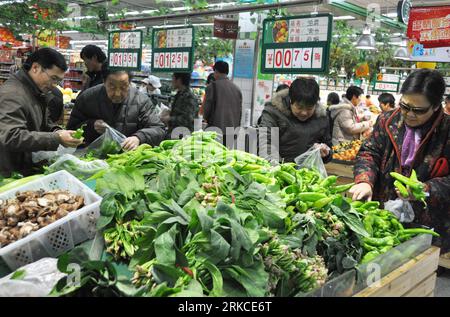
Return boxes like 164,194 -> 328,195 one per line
435,269 -> 450,297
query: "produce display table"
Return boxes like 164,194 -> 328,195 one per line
354,246 -> 440,297
439,252 -> 450,269
325,160 -> 354,185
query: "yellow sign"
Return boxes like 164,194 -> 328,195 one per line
416,62 -> 436,69
37,30 -> 56,47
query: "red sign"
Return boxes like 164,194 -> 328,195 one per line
214,16 -> 238,39
406,6 -> 450,48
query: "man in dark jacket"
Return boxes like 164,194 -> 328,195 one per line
0,48 -> 82,177
46,87 -> 64,123
67,70 -> 165,150
203,61 -> 242,143
161,72 -> 198,139
257,77 -> 332,163
80,45 -> 108,91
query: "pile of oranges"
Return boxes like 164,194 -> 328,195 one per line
332,140 -> 362,162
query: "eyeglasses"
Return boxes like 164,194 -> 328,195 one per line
41,68 -> 64,85
399,101 -> 433,115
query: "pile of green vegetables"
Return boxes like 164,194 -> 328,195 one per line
50,132 -> 438,297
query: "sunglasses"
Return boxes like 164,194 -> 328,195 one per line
399,101 -> 433,115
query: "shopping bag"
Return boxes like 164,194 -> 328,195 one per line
32,145 -> 76,164
294,145 -> 328,179
46,154 -> 109,180
384,199 -> 415,223
76,124 -> 126,159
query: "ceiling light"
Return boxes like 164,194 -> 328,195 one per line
383,12 -> 398,18
355,25 -> 376,50
394,47 -> 410,60
334,16 -> 355,21
61,30 -> 79,34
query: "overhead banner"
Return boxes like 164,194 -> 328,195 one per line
108,30 -> 143,71
406,6 -> 450,49
260,14 -> 332,74
151,26 -> 194,73
407,39 -> 450,62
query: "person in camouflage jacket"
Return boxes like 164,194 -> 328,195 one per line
162,72 -> 199,139
350,69 -> 450,253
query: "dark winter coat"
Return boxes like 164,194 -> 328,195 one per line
0,69 -> 61,177
167,87 -> 199,137
67,84 -> 165,146
354,108 -> 450,252
257,89 -> 332,163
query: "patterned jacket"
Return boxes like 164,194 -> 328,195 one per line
168,87 -> 199,136
354,108 -> 450,252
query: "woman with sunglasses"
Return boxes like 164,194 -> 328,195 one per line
350,69 -> 450,253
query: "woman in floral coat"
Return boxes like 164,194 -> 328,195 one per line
349,69 -> 450,252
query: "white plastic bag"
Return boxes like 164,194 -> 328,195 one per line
0,258 -> 66,297
384,199 -> 415,223
47,154 -> 109,180
77,125 -> 126,159
294,146 -> 328,179
32,145 -> 76,164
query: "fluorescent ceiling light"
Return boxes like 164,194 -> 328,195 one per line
334,16 -> 355,21
62,30 -> 79,34
70,40 -> 108,44
135,26 -> 146,29
125,11 -> 140,16
383,12 -> 398,18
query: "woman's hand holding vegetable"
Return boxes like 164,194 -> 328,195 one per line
349,182 -> 373,201
122,136 -> 140,151
313,143 -> 331,158
57,130 -> 83,148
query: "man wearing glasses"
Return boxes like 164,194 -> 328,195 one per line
350,69 -> 450,254
0,48 -> 82,177
67,70 -> 165,150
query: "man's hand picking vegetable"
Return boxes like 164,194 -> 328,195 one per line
94,119 -> 107,134
57,130 -> 83,148
349,182 -> 373,201
73,124 -> 86,140
122,136 -> 140,151
313,143 -> 331,158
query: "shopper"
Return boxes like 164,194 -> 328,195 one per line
140,75 -> 162,96
203,61 -> 242,143
328,86 -> 372,145
0,48 -> 82,177
365,95 -> 374,107
80,44 -> 108,90
350,69 -> 449,252
67,70 -> 165,150
257,77 -> 332,163
161,72 -> 198,138
276,84 -> 289,93
326,92 -> 340,106
378,92 -> 396,113
444,95 -> 450,115
46,87 -> 64,123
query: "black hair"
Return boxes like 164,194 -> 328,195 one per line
327,92 -> 340,105
289,77 -> 319,106
345,86 -> 364,101
400,69 -> 446,107
213,61 -> 229,75
23,48 -> 67,72
80,45 -> 107,63
206,73 -> 215,85
276,84 -> 289,93
105,69 -> 131,82
173,72 -> 191,87
366,95 -> 371,99
378,93 -> 396,108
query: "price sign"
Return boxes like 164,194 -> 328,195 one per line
108,30 -> 142,71
261,14 -> 332,74
151,26 -> 194,72
373,81 -> 400,93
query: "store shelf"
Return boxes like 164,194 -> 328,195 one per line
0,61 -> 14,65
0,75 -> 9,79
69,68 -> 84,72
0,69 -> 10,72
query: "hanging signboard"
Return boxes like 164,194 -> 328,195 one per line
214,15 -> 239,39
108,30 -> 143,71
407,39 -> 450,62
381,74 -> 400,83
373,81 -> 399,93
406,6 -> 450,49
260,14 -> 332,74
151,26 -> 194,73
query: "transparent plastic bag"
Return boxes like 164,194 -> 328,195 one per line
0,258 -> 66,297
47,154 -> 109,180
384,199 -> 415,223
294,146 -> 328,179
77,125 -> 126,159
32,145 -> 76,164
